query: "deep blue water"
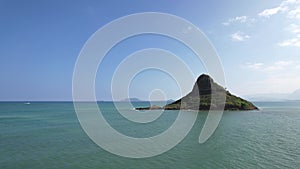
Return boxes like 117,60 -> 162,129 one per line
0,101 -> 299,168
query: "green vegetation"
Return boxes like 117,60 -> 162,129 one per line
137,74 -> 258,111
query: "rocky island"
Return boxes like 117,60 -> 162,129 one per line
136,74 -> 258,111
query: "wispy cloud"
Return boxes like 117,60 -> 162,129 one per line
286,24 -> 300,33
224,0 -> 300,47
258,0 -> 300,18
264,61 -> 293,71
258,6 -> 287,18
287,8 -> 300,19
243,74 -> 300,94
278,24 -> 300,47
246,63 -> 264,70
231,31 -> 250,41
223,16 -> 256,26
223,16 -> 247,25
256,1 -> 300,47
241,59 -> 300,94
224,0 -> 300,26
246,60 -> 294,71
278,35 -> 300,47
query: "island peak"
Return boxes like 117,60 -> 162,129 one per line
136,74 -> 258,111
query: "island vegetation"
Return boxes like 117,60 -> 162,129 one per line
136,74 -> 258,111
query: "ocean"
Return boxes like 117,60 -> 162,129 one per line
0,101 -> 299,168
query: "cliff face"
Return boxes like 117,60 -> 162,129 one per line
136,74 -> 258,111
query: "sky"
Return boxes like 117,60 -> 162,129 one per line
1,0 -> 300,101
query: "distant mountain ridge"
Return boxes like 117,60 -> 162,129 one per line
137,74 -> 258,111
121,98 -> 144,102
245,88 -> 300,101
291,89 -> 300,100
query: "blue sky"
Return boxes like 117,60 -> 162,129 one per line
1,0 -> 300,101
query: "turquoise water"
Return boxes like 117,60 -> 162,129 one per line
1,101 -> 299,168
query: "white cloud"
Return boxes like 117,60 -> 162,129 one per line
229,16 -> 247,23
282,0 -> 300,5
222,22 -> 230,26
231,31 -> 250,41
259,6 -> 287,17
246,61 -> 294,72
235,16 -> 248,22
288,8 -> 300,19
225,1 -> 300,47
264,61 -> 293,71
284,0 -> 299,4
223,16 -> 255,26
278,34 -> 300,47
246,63 -> 264,70
286,24 -> 300,33
258,0 -> 300,19
279,24 -> 300,47
240,60 -> 300,94
275,60 -> 293,66
245,74 -> 300,94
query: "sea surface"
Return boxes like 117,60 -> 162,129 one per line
0,101 -> 299,168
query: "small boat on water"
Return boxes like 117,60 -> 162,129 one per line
24,102 -> 31,105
